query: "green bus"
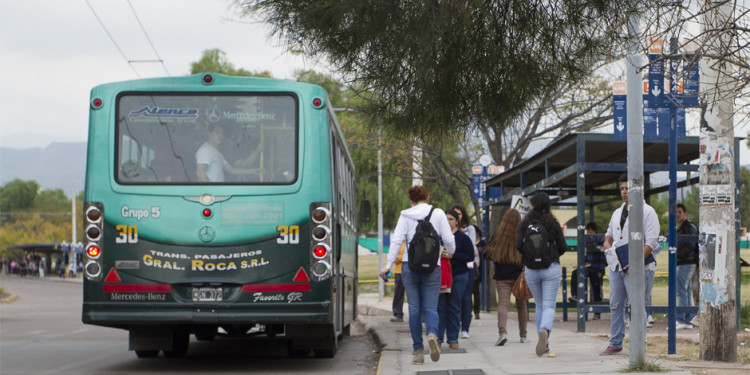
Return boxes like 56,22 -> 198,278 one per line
81,73 -> 358,359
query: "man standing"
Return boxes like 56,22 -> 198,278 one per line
391,243 -> 406,322
676,203 -> 699,329
600,173 -> 661,355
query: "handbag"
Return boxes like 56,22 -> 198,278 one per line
512,270 -> 533,300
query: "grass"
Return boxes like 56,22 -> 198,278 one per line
621,359 -> 667,373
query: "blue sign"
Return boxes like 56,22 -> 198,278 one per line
648,54 -> 665,108
472,174 -> 482,199
681,55 -> 700,107
644,106 -> 658,139
613,94 -> 627,141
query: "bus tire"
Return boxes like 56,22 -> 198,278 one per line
163,330 -> 189,358
286,341 -> 309,358
313,347 -> 336,358
135,350 -> 159,358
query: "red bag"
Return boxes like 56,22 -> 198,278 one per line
440,257 -> 452,290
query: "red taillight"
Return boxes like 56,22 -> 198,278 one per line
86,226 -> 101,240
312,208 -> 328,223
313,245 -> 327,258
87,245 -> 101,258
312,226 -> 328,240
86,207 -> 101,222
202,208 -> 212,218
203,74 -> 213,84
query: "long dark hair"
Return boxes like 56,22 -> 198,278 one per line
485,209 -> 522,264
521,192 -> 560,231
450,204 -> 470,229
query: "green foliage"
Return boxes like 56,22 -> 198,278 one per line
190,49 -> 272,77
241,0 -> 637,140
0,179 -> 39,212
0,180 -> 75,260
622,359 -> 666,372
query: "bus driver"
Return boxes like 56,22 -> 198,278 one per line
196,123 -> 262,182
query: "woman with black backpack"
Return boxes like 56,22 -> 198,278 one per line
379,186 -> 456,365
515,192 -> 568,356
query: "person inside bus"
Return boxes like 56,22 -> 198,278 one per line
195,123 -> 262,182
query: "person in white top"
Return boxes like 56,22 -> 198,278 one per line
379,186 -> 455,365
195,124 -> 262,182
600,173 -> 660,355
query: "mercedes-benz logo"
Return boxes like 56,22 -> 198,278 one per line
206,105 -> 221,123
199,226 -> 215,242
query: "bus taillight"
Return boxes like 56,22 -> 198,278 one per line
87,245 -> 101,258
83,202 -> 104,280
310,203 -> 333,280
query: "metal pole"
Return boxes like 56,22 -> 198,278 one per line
377,126 -> 384,301
666,37 -> 678,355
625,9 -> 646,365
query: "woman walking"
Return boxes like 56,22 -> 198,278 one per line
450,204 -> 478,338
515,192 -> 568,356
484,208 -> 528,346
379,186 -> 455,364
443,209 -> 476,349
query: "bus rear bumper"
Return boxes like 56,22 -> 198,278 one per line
82,301 -> 332,327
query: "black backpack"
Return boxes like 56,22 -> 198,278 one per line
521,220 -> 555,269
407,207 -> 442,274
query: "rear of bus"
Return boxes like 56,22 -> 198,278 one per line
81,74 -> 357,358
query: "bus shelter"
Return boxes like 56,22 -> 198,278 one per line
483,132 -> 743,332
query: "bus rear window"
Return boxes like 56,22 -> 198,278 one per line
115,93 -> 298,185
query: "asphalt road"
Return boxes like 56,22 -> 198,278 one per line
0,275 -> 379,375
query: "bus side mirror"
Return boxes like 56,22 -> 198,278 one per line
360,200 -> 371,223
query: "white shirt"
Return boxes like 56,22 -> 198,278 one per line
604,201 -> 661,271
195,143 -> 227,182
386,203 -> 456,269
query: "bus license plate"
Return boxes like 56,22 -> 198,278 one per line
193,287 -> 223,302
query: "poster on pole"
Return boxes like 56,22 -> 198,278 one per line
510,195 -> 531,219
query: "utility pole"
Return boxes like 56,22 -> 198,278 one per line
625,7 -> 646,365
698,0 -> 737,362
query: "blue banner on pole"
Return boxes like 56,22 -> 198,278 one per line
647,54 -> 665,108
613,94 -> 627,141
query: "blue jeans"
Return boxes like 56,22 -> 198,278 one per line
525,262 -> 561,338
676,264 -> 696,323
609,268 -> 647,348
461,268 -> 475,332
437,292 -> 450,343
402,264 -> 441,351
447,271 -> 470,344
645,268 -> 655,308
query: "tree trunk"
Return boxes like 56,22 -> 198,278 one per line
698,0 -> 737,362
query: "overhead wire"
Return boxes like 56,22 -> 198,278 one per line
84,0 -> 141,78
85,0 -> 171,78
126,0 -> 171,76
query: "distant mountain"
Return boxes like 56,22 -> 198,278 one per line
0,142 -> 86,196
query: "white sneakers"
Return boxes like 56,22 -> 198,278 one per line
676,322 -> 694,330
461,331 -> 470,338
690,316 -> 700,327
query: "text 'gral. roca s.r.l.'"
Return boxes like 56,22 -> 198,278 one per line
141,249 -> 269,271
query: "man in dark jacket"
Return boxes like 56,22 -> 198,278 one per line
676,203 -> 698,329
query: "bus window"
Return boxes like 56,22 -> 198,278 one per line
116,93 -> 298,185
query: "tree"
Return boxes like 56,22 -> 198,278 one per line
240,0 -> 640,139
190,48 -> 272,77
0,179 -> 39,213
740,166 -> 750,230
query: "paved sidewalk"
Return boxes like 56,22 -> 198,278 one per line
358,293 -> 748,375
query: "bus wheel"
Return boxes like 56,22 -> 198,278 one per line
163,330 -> 190,358
286,341 -> 309,358
135,350 -> 159,358
314,336 -> 338,358
194,326 -> 216,341
313,347 -> 336,358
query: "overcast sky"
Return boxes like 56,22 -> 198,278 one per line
0,0 -> 747,164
